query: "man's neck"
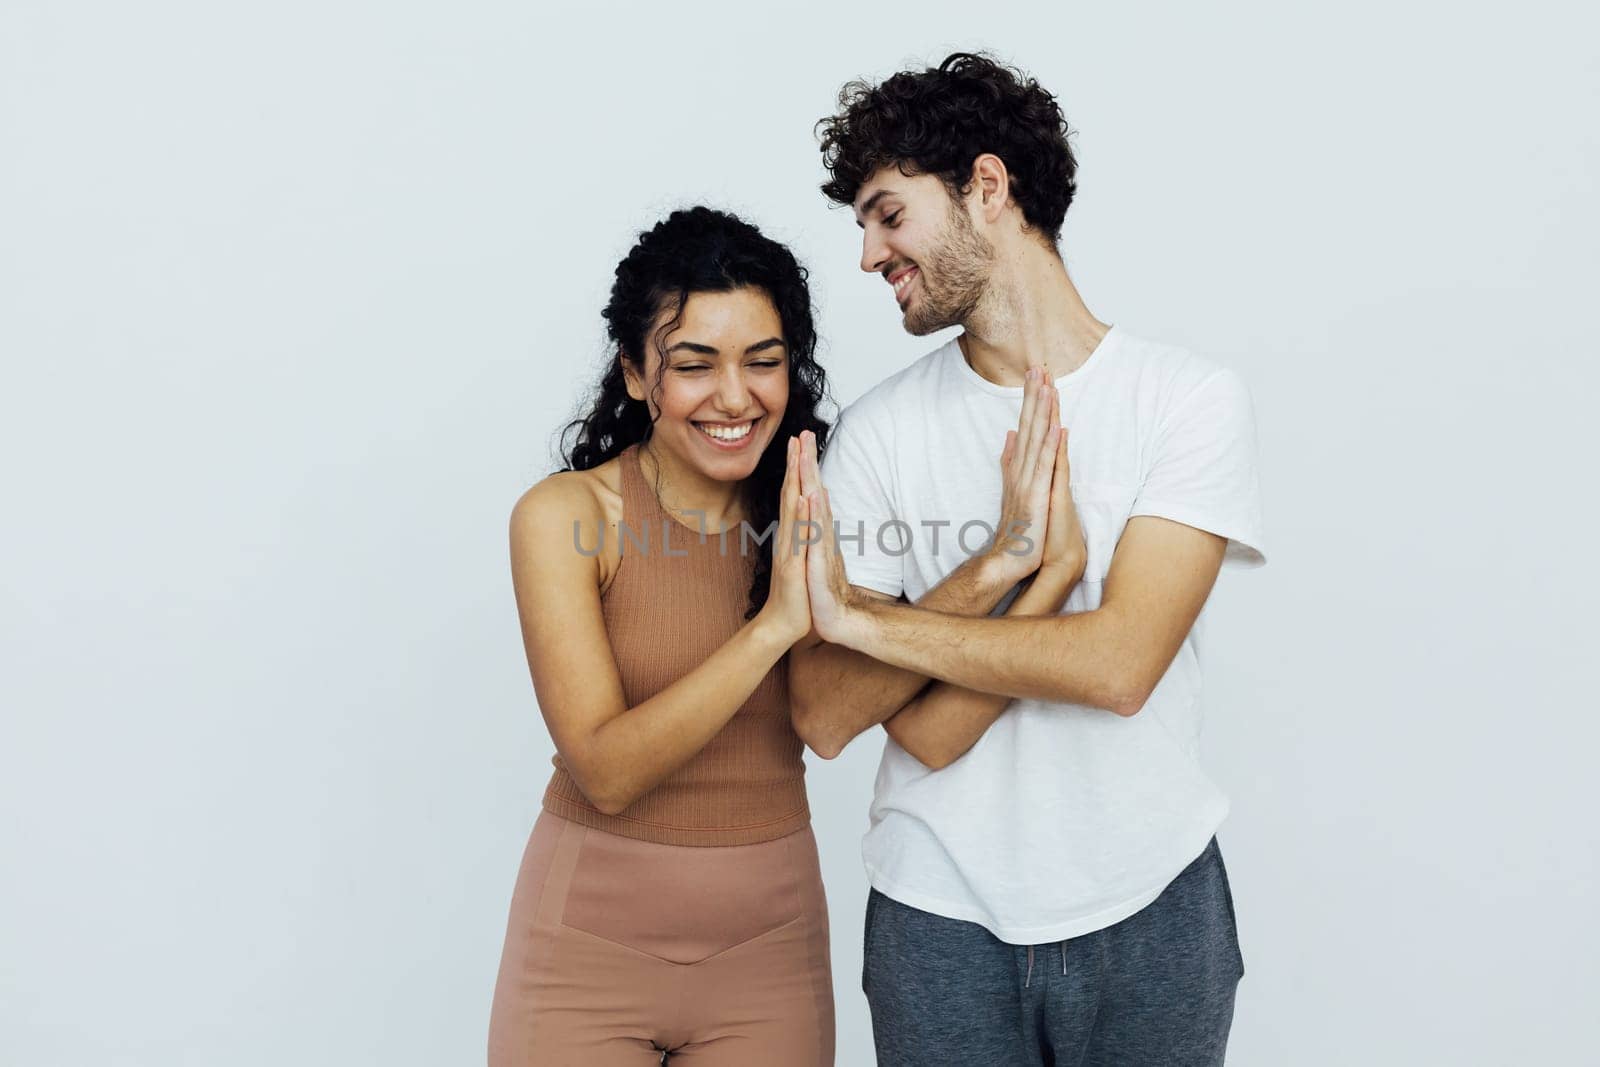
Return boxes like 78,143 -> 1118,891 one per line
957,239 -> 1111,387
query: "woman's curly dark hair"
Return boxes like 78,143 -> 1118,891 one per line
817,52 -> 1078,244
559,205 -> 831,620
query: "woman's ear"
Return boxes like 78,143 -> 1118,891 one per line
620,351 -> 646,403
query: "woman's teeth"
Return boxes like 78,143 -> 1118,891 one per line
696,420 -> 754,441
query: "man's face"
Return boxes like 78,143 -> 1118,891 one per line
853,167 -> 994,336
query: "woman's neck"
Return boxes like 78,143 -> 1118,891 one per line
637,439 -> 746,532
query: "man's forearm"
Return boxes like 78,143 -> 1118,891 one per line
837,597 -> 1138,715
789,551 -> 1018,758
884,564 -> 1076,769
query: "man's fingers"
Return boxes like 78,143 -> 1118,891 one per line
803,491 -> 828,582
1049,428 -> 1071,499
1021,378 -> 1055,481
1016,371 -> 1040,470
1024,389 -> 1056,486
1017,366 -> 1041,444
798,429 -> 820,495
813,486 -> 833,530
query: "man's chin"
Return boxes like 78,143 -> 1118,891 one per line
903,310 -> 955,337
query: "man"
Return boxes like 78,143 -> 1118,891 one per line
787,52 -> 1268,1065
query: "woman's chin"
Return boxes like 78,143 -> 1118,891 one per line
684,423 -> 773,476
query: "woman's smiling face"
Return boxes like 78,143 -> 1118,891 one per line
622,286 -> 791,482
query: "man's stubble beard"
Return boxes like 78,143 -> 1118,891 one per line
903,196 -> 995,337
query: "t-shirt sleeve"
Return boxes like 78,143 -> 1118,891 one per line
1129,366 -> 1268,568
819,406 -> 906,598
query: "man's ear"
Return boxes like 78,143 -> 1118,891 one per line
620,352 -> 646,402
971,153 -> 1012,225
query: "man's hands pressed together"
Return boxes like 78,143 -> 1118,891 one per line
797,366 -> 1086,653
788,367 -> 1094,768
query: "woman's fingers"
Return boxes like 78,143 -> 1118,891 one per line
791,489 -> 809,574
776,436 -> 796,556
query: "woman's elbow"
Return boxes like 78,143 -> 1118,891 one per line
565,760 -> 636,815
581,783 -> 633,816
588,790 -> 632,817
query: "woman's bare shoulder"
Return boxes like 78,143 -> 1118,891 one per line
512,460 -> 625,522
509,460 -> 626,586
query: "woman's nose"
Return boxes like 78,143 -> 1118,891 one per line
713,367 -> 751,414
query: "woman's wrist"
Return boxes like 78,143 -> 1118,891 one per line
750,605 -> 806,656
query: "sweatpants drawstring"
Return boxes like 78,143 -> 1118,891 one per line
1024,944 -> 1034,987
1061,941 -> 1067,974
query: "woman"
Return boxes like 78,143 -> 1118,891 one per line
488,206 -> 834,1065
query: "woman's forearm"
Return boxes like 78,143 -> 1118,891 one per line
573,616 -> 792,813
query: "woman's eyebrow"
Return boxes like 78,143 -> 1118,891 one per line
664,340 -> 719,355
664,338 -> 786,356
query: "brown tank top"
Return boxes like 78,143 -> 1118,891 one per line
541,442 -> 809,846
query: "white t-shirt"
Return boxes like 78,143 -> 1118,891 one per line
820,323 -> 1267,944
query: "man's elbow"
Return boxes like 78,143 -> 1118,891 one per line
788,662 -> 849,759
791,705 -> 848,760
906,743 -> 959,771
1038,662 -> 1151,717
1103,668 -> 1157,718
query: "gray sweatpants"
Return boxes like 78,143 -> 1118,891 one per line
862,837 -> 1245,1066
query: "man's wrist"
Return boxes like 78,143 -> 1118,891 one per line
1032,558 -> 1085,608
973,544 -> 1030,594
830,593 -> 883,654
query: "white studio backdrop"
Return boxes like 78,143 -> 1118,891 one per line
3,1 -> 1596,1063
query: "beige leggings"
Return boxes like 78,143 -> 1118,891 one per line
487,811 -> 835,1065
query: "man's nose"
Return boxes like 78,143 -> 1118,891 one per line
860,229 -> 891,275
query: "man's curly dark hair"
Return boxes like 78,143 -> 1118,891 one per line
817,52 -> 1078,245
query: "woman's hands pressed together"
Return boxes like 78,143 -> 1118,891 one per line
757,435 -> 816,647
794,430 -> 865,646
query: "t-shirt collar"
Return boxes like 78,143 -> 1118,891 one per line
947,323 -> 1122,398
